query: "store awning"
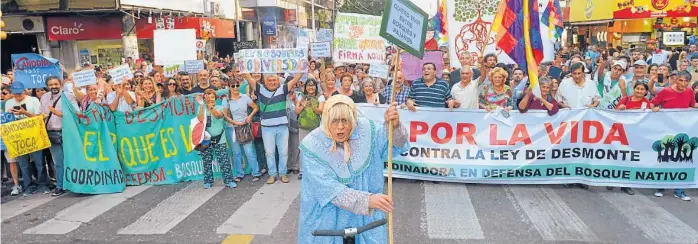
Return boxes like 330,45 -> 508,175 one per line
569,20 -> 612,26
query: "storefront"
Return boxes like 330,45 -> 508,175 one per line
46,15 -> 124,70
610,0 -> 698,49
568,0 -> 614,50
135,16 -> 235,60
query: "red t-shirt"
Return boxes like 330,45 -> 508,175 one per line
617,97 -> 651,110
651,87 -> 697,109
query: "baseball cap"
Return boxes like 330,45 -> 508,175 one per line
9,82 -> 25,94
633,60 -> 648,67
612,60 -> 627,70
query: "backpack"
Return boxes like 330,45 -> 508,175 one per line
298,96 -> 321,130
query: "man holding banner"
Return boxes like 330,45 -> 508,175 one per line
39,76 -> 75,196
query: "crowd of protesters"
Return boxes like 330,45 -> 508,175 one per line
1,43 -> 697,202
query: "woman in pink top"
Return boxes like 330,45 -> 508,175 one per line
518,77 -> 560,116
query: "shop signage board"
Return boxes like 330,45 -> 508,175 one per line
262,15 -> 277,36
46,16 -> 122,41
333,13 -> 386,64
234,48 -> 308,74
569,0 -> 614,22
379,0 -> 428,59
108,65 -> 133,85
73,69 -> 98,87
119,0 -> 206,14
11,53 -> 62,89
233,41 -> 258,53
154,29 -> 197,65
310,42 -> 331,58
613,0 -> 698,19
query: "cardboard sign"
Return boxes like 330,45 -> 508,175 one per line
333,13 -> 386,64
0,116 -> 51,158
235,48 -> 308,74
380,0 -> 428,59
73,69 -> 98,87
400,51 -> 444,81
11,53 -> 63,89
108,65 -> 133,85
311,42 -> 331,58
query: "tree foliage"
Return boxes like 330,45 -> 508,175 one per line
453,0 -> 499,22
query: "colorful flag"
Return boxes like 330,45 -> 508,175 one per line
491,0 -> 544,95
541,0 -> 564,40
431,0 -> 448,47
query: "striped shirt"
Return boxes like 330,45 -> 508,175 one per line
408,78 -> 452,108
255,83 -> 289,127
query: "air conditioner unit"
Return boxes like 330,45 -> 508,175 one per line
4,16 -> 45,33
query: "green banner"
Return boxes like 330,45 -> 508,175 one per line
62,94 -> 126,194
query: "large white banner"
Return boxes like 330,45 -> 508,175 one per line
358,105 -> 698,189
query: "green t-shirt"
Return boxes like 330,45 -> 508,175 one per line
206,105 -> 227,145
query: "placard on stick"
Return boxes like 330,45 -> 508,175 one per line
379,0 -> 428,59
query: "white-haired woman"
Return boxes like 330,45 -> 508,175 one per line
354,78 -> 386,105
297,95 -> 409,243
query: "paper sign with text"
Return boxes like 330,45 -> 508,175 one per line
235,48 -> 309,74
11,53 -> 63,89
0,113 -> 16,151
333,13 -> 387,64
0,116 -> 51,158
233,41 -> 258,53
379,0 -> 428,58
368,64 -> 390,79
108,65 -> 133,85
73,69 -> 98,87
184,60 -> 205,74
311,42 -> 332,58
316,28 -> 333,42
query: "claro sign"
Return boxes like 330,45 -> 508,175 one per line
46,16 -> 122,41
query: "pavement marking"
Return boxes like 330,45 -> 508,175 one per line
600,192 -> 698,244
507,186 -> 599,242
216,179 -> 301,235
1,194 -> 56,221
424,183 -> 485,240
23,185 -> 151,235
221,234 -> 254,244
118,182 -> 224,235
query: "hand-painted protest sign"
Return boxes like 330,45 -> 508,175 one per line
380,0 -> 428,58
333,13 -> 387,64
62,95 -> 126,194
233,41 -> 258,53
358,105 -> 698,189
316,28 -> 333,42
0,112 -> 16,151
73,69 -> 97,87
311,42 -> 331,58
164,63 -> 182,77
11,53 -> 62,89
297,28 -> 310,48
368,64 -> 390,79
184,60 -> 205,74
400,51 -> 444,80
108,65 -> 133,85
0,116 -> 51,158
234,48 -> 309,74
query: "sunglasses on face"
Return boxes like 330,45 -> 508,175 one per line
2,92 -> 8,96
230,84 -> 240,88
135,75 -> 144,78
168,83 -> 177,86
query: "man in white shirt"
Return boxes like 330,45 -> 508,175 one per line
106,83 -> 136,112
4,82 -> 49,196
558,62 -> 601,108
450,66 -> 480,109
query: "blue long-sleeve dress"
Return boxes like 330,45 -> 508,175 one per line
297,117 -> 409,244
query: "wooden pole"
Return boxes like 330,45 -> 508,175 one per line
387,47 -> 401,244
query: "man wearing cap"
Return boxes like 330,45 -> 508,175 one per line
626,60 -> 649,96
4,82 -> 49,196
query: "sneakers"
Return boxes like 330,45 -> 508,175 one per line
654,190 -> 665,197
203,183 -> 212,189
266,176 -> 276,184
10,185 -> 21,196
674,192 -> 691,201
280,175 -> 289,183
252,176 -> 260,182
227,182 -> 237,188
51,189 -> 67,197
621,187 -> 635,195
23,188 -> 36,197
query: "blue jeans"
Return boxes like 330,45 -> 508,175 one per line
227,126 -> 261,178
48,144 -> 65,190
17,150 -> 48,191
262,125 -> 289,177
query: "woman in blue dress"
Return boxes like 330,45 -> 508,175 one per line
297,95 -> 409,244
